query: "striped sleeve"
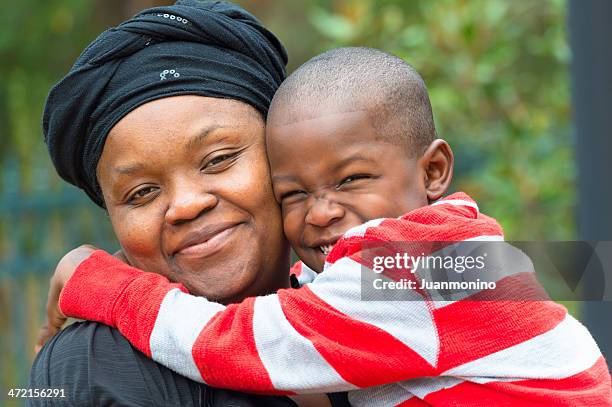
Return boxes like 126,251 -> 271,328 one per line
59,250 -> 442,393
60,248 -> 610,401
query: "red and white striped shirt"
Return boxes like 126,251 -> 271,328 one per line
59,193 -> 612,406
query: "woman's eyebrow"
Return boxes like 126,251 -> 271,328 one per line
184,125 -> 223,153
114,163 -> 146,175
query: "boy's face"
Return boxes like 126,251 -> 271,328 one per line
267,108 -> 429,272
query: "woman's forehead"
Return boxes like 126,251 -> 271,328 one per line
97,96 -> 264,178
111,95 -> 262,133
105,97 -> 259,149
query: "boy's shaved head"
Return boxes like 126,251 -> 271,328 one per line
266,47 -> 453,271
269,47 -> 436,155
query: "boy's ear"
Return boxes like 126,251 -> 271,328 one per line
419,139 -> 453,202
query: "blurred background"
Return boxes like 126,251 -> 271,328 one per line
1,0 -> 610,402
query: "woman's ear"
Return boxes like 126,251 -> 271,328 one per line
419,139 -> 454,202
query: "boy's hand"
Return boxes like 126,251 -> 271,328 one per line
35,245 -> 98,353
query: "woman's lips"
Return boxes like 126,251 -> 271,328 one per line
175,223 -> 241,258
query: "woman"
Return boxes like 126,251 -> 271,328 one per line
30,1 -> 342,405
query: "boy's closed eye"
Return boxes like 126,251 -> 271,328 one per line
337,173 -> 372,188
275,173 -> 375,205
278,189 -> 308,207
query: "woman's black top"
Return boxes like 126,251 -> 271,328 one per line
28,321 -> 349,407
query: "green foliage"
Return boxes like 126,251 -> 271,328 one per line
0,0 -> 101,164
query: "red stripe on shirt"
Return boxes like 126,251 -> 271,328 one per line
424,357 -> 612,406
434,275 -> 567,371
279,285 -> 437,387
193,297 -> 285,395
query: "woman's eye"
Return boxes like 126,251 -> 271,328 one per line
128,186 -> 158,203
339,174 -> 369,187
203,153 -> 237,170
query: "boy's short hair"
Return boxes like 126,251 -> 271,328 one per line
269,47 -> 437,156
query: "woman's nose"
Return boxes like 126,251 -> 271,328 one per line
165,182 -> 218,225
304,197 -> 345,228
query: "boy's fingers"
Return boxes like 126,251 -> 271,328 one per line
35,321 -> 58,353
35,310 -> 67,353
48,307 -> 67,332
35,323 -> 46,353
46,290 -> 67,331
35,244 -> 95,353
35,278 -> 67,352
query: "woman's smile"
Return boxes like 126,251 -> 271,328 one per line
173,222 -> 244,258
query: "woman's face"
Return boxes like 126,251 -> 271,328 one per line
97,95 -> 290,303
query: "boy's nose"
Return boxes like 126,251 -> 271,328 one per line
165,181 -> 218,225
305,197 -> 345,228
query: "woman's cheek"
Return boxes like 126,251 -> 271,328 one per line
243,149 -> 272,192
111,210 -> 166,272
224,149 -> 277,212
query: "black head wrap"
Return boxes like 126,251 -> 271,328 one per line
43,0 -> 287,207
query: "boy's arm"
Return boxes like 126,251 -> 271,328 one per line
57,249 -> 440,394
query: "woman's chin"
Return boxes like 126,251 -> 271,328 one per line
177,258 -> 255,303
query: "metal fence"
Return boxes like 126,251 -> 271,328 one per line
0,156 -> 117,404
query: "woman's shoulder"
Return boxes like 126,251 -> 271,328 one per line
28,321 -> 203,406
30,321 -> 126,385
29,322 -> 299,407
36,320 -> 132,356
31,321 -> 148,384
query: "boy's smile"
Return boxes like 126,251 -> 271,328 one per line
267,109 -> 430,272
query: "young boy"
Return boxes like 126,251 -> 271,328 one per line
41,48 -> 611,405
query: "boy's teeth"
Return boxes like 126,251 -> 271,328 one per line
320,244 -> 333,255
